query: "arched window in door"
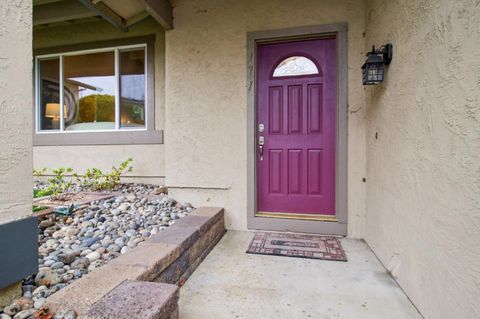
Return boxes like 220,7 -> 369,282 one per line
272,56 -> 319,77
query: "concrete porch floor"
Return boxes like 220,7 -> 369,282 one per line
179,231 -> 423,319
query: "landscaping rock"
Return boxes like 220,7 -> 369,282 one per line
87,260 -> 103,272
39,221 -> 54,230
65,227 -> 79,237
85,251 -> 100,262
32,286 -> 50,299
107,244 -> 121,253
12,309 -> 35,319
33,298 -> 46,310
24,182 -> 195,309
35,269 -> 62,287
153,185 -> 167,194
57,251 -> 78,264
2,303 -> 20,316
70,257 -> 89,270
53,308 -> 76,319
50,262 -> 64,270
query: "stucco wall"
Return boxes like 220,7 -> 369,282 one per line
364,0 -> 480,318
165,0 -> 367,233
33,18 -> 166,181
0,0 -> 33,224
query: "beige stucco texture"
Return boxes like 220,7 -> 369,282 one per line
0,0 -> 33,224
33,0 -> 368,235
165,0 -> 367,234
364,1 -> 480,318
26,0 -> 480,317
33,18 -> 166,181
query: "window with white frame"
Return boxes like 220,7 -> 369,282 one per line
35,44 -> 147,133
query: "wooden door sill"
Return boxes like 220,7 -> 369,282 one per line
256,211 -> 337,222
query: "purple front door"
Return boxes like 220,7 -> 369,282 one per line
256,38 -> 337,216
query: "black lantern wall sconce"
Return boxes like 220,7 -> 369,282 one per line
361,43 -> 393,85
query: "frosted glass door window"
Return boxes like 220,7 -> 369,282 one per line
272,56 -> 319,77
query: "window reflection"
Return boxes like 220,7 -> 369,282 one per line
64,51 -> 116,131
120,48 -> 146,129
39,58 -> 60,130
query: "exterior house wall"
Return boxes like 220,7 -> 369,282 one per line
364,0 -> 480,318
0,0 -> 32,224
32,0 -> 368,235
165,0 -> 367,234
33,18 -> 166,183
0,0 -> 38,295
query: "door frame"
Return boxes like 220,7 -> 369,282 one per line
246,22 -> 348,235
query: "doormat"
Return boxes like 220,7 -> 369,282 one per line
246,232 -> 347,262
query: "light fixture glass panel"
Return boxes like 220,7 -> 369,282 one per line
273,56 -> 319,77
120,48 -> 146,129
38,58 -> 60,131
64,51 -> 116,131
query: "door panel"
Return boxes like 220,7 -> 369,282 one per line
308,84 -> 323,134
268,87 -> 283,134
256,38 -> 337,216
287,149 -> 302,195
288,85 -> 302,134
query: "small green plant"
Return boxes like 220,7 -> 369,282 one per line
103,158 -> 133,190
32,159 -> 133,196
45,167 -> 77,199
32,205 -> 49,212
81,167 -> 105,190
77,158 -> 133,191
33,168 -> 47,180
33,188 -> 53,198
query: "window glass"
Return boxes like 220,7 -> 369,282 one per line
120,48 -> 146,129
64,51 -> 116,131
38,58 -> 60,130
273,56 -> 319,77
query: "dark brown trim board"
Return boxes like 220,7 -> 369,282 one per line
246,23 -> 348,236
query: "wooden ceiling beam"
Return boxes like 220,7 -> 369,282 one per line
77,0 -> 128,32
136,0 -> 173,30
33,0 -> 64,6
126,11 -> 150,28
34,0 -> 97,26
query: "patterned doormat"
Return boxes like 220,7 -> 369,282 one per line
246,232 -> 347,262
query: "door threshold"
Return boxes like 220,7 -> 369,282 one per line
256,211 -> 337,222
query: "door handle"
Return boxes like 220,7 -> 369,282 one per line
259,136 -> 264,160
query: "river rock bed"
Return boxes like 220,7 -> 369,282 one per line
1,183 -> 193,319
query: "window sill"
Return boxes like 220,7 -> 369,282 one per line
33,129 -> 163,146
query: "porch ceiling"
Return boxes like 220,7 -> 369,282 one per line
33,0 -> 173,31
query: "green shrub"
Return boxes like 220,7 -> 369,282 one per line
33,188 -> 53,198
79,158 -> 133,190
32,205 -> 48,212
47,167 -> 77,199
32,159 -> 133,196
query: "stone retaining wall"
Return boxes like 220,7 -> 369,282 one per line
46,207 -> 225,317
